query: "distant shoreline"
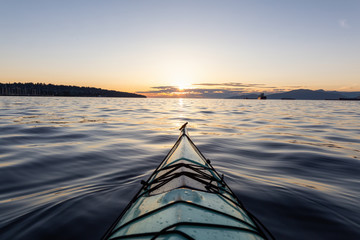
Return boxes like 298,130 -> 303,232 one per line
0,95 -> 147,98
2,83 -> 360,100
0,83 -> 146,98
2,96 -> 359,101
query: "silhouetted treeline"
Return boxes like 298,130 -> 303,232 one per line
0,82 -> 146,98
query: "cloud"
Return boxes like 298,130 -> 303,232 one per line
152,86 -> 177,89
138,85 -> 244,97
137,87 -> 176,94
137,82 -> 287,98
339,19 -> 350,28
138,85 -> 267,98
193,82 -> 265,88
283,85 -> 307,89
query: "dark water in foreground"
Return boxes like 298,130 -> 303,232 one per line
0,96 -> 359,239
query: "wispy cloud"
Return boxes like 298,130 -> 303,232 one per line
137,85 -> 248,98
151,86 -> 178,91
137,82 -> 283,98
339,19 -> 350,29
283,85 -> 307,89
193,82 -> 265,88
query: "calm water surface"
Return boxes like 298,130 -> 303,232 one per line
0,97 -> 359,239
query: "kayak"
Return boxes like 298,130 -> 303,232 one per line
102,123 -> 274,240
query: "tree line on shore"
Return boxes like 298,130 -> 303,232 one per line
0,82 -> 146,98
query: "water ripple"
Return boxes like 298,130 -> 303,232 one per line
0,97 -> 359,239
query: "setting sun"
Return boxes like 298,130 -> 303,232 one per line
170,73 -> 193,92
177,82 -> 190,91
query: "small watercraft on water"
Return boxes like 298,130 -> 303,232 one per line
102,123 -> 274,240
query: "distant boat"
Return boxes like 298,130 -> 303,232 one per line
258,93 -> 267,100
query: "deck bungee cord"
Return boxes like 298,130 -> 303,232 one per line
102,123 -> 275,240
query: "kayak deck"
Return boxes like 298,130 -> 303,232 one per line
103,125 -> 273,240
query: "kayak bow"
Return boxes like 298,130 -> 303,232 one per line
103,124 -> 274,240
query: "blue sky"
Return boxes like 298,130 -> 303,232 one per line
1,1 -> 359,96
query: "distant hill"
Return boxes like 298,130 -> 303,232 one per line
0,82 -> 146,98
338,91 -> 360,98
227,89 -> 360,100
267,89 -> 344,100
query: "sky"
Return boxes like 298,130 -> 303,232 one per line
1,0 -> 359,97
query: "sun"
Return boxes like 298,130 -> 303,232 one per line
173,78 -> 192,91
178,82 -> 189,91
168,72 -> 194,92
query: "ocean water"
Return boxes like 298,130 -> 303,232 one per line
0,96 -> 359,240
